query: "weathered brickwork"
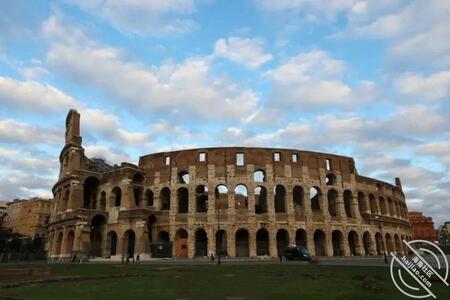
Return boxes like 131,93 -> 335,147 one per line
46,110 -> 412,260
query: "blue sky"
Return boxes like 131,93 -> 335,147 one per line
0,0 -> 449,225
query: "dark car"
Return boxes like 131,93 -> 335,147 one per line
284,245 -> 311,261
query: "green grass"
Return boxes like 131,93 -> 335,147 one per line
0,264 -> 449,300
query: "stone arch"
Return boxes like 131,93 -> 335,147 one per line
313,230 -> 326,256
178,171 -> 190,184
133,186 -> 143,207
293,186 -> 304,216
215,184 -> 229,210
145,189 -> 154,207
55,232 -> 63,256
90,214 -> 106,257
369,194 -> 377,214
216,229 -> 227,256
107,231 -> 118,257
385,233 -> 394,254
310,187 -> 322,211
328,189 -> 338,217
112,187 -> 121,207
177,187 -> 189,213
295,229 -> 307,247
175,229 -> 188,258
394,234 -> 402,254
84,176 -> 100,209
256,228 -> 269,256
375,232 -> 383,255
332,230 -> 344,256
160,187 -> 171,210
253,169 -> 265,182
326,173 -> 336,185
147,215 -> 157,243
388,198 -> 395,216
348,230 -> 360,256
99,191 -> 106,210
60,190 -> 69,212
255,186 -> 267,214
379,197 -> 387,215
234,184 -> 248,209
196,185 -> 208,213
123,229 -> 135,258
65,230 -> 75,256
274,185 -> 286,213
357,192 -> 366,215
235,229 -> 249,257
276,229 -> 289,256
195,228 -> 208,257
363,231 -> 373,256
343,190 -> 353,217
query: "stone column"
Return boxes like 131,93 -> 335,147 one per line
228,227 -> 236,257
269,228 -> 277,257
188,228 -> 195,258
342,234 -> 350,256
68,181 -> 83,210
307,229 -> 315,256
325,230 -> 333,257
249,228 -> 256,258
123,179 -> 134,209
303,189 -> 312,222
336,193 -> 346,219
208,226 -> 215,256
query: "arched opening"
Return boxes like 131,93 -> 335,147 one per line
84,177 -> 100,209
55,232 -> 63,256
123,230 -> 135,258
234,184 -> 248,209
99,191 -> 106,210
363,231 -> 372,256
215,184 -> 228,210
160,187 -> 171,210
379,197 -> 387,215
310,187 -> 321,211
253,169 -> 265,182
388,198 -> 395,216
276,229 -> 289,257
256,228 -> 269,256
394,234 -> 402,254
293,186 -> 304,216
343,190 -> 353,218
385,233 -> 394,254
60,190 -> 69,212
147,215 -> 157,243
65,230 -> 75,256
178,171 -> 190,184
145,189 -> 154,207
177,187 -> 189,213
328,189 -> 338,217
235,229 -> 249,257
375,232 -> 383,255
326,173 -> 336,185
158,231 -> 170,242
107,231 -> 117,257
358,192 -> 366,215
133,187 -> 142,207
196,185 -> 208,213
216,230 -> 227,256
195,229 -> 208,257
295,229 -> 307,247
332,230 -> 344,256
314,230 -> 326,256
112,187 -> 121,207
274,185 -> 286,213
90,214 -> 106,257
175,229 -> 188,258
255,186 -> 267,214
369,194 -> 377,214
348,231 -> 359,256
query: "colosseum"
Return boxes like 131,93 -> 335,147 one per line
46,109 -> 412,260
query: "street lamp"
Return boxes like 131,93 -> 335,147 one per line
374,213 -> 388,264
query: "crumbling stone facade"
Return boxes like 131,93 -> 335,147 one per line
47,110 -> 411,260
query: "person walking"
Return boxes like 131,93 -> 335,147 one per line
136,254 -> 140,263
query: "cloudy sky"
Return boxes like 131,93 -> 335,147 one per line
0,0 -> 449,224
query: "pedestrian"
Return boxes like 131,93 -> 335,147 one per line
126,255 -> 130,264
121,254 -> 125,264
210,252 -> 215,264
136,254 -> 140,263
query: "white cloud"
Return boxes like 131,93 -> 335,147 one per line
43,15 -> 260,122
395,71 -> 450,100
0,76 -> 77,113
66,0 -> 200,36
0,119 -> 62,145
213,37 -> 273,69
84,145 -> 134,165
416,142 -> 450,167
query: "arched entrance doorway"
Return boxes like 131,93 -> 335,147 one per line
332,230 -> 344,256
175,229 -> 188,258
363,231 -> 372,256
235,229 -> 249,257
55,232 -> 63,256
314,230 -> 326,256
195,229 -> 208,257
107,231 -> 117,257
348,231 -> 359,256
123,230 -> 135,258
256,228 -> 269,256
90,215 -> 106,257
375,232 -> 383,255
276,229 -> 289,257
65,231 -> 75,257
216,230 -> 227,256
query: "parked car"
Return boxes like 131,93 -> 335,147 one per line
284,245 -> 311,261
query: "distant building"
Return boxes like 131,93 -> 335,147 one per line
0,200 -> 7,228
408,212 -> 438,242
3,198 -> 52,238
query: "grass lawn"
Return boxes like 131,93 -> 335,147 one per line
0,263 -> 449,300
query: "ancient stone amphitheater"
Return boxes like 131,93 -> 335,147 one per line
47,110 -> 412,260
